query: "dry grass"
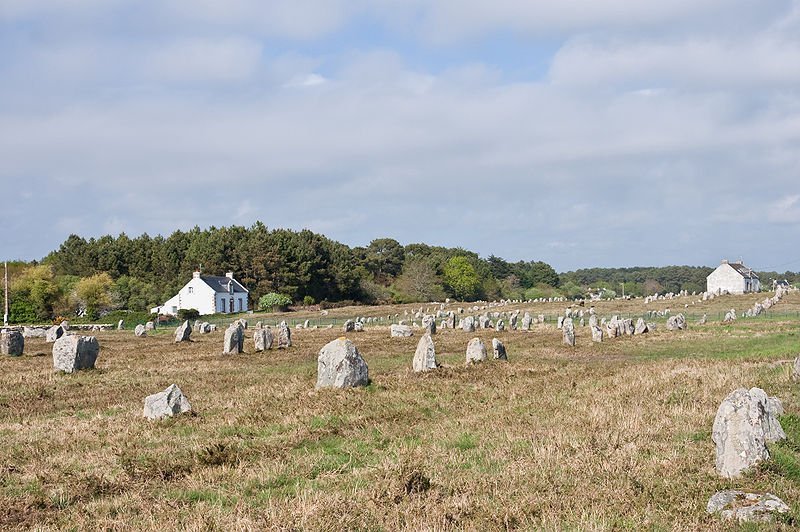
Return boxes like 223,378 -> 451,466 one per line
1,293 -> 799,530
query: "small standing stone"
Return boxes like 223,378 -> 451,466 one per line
466,337 -> 487,364
591,325 -> 603,343
253,327 -> 274,351
706,490 -> 789,523
277,321 -> 292,348
562,318 -> 575,346
174,321 -> 192,343
634,318 -> 649,335
316,337 -> 369,389
343,320 -> 355,333
793,356 -> 800,382
223,324 -> 243,354
1,330 -> 24,356
462,316 -> 476,332
145,321 -> 156,331
495,319 -> 505,332
143,384 -> 192,420
492,338 -> 507,360
134,324 -> 147,337
412,334 -> 438,372
390,324 -> 413,338
117,320 -> 124,330
52,335 -> 99,373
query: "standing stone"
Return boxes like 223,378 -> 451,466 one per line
466,338 -> 487,364
557,316 -> 564,329
60,320 -> 70,331
712,388 -> 776,478
422,315 -> 436,335
1,330 -> 24,356
223,324 -> 243,354
412,334 -> 437,372
143,384 -> 192,420
634,318 -> 649,335
253,327 -> 274,352
591,325 -> 603,343
277,321 -> 292,348
134,324 -> 147,337
750,388 -> 786,443
495,319 -> 505,332
509,313 -> 518,330
174,321 -> 192,343
117,320 -> 124,331
354,321 -> 364,332
145,321 -> 156,331
492,338 -> 507,360
478,315 -> 490,329
666,314 -> 686,331
52,335 -> 99,373
562,318 -> 575,346
538,314 -> 545,324
521,313 -> 532,330
303,319 -> 310,329
343,320 -> 355,333
588,314 -> 598,328
793,356 -> 800,382
316,338 -> 369,389
706,491 -> 789,523
579,318 -> 585,327
46,325 -> 65,343
200,322 -> 212,334
462,316 -> 476,332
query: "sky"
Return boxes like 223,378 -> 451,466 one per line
1,1 -> 800,272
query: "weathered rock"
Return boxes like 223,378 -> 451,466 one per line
462,316 -> 476,332
557,316 -> 564,329
492,338 -> 507,360
117,319 -> 124,331
253,328 -> 273,351
200,322 -> 212,334
52,335 -> 99,373
466,338 -> 487,364
23,327 -> 47,338
134,324 -> 147,337
391,324 -> 413,338
303,319 -> 310,329
46,325 -> 65,343
422,315 -> 436,335
621,319 -> 634,335
60,320 -> 70,331
495,319 -> 505,332
521,314 -> 532,330
666,314 -> 686,331
143,384 -> 192,420
277,321 -> 292,348
223,324 -> 243,354
354,321 -> 364,332
1,330 -> 24,356
591,325 -> 603,343
712,388 -> 773,478
706,490 -> 789,523
750,388 -> 786,443
343,320 -> 356,333
562,318 -> 575,346
174,321 -> 192,343
698,314 -> 707,325
588,314 -> 598,328
145,321 -> 156,331
793,356 -> 800,382
478,315 -> 490,329
316,338 -> 369,389
634,318 -> 649,335
412,334 -> 437,372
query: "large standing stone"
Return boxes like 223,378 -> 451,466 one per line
143,384 -> 192,420
254,327 -> 274,351
462,316 -> 476,332
634,318 -> 649,335
706,491 -> 789,523
509,313 -> 518,330
492,338 -> 507,360
277,321 -> 292,348
621,319 -> 634,335
134,324 -> 147,337
591,325 -> 604,343
46,325 -> 64,343
52,335 -> 99,373
174,321 -> 192,343
1,330 -> 24,356
390,324 -> 413,338
412,334 -> 438,372
223,324 -> 243,354
666,314 -> 686,331
466,338 -> 487,364
712,388 -> 778,478
521,313 -> 532,330
316,338 -> 369,389
562,318 -> 575,346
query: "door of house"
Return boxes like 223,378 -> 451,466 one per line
229,298 -> 234,313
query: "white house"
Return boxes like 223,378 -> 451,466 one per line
706,260 -> 761,295
151,272 -> 249,316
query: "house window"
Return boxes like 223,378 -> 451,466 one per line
188,287 -> 193,294
238,299 -> 243,312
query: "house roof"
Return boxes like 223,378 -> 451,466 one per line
728,262 -> 759,279
199,275 -> 249,294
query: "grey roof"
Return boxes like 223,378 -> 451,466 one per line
729,263 -> 759,279
200,275 -> 249,294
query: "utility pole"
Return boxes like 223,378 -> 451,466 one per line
621,282 -> 625,299
4,261 -> 8,327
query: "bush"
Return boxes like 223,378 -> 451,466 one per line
303,295 -> 316,306
8,300 -> 37,324
177,308 -> 200,321
258,293 -> 293,312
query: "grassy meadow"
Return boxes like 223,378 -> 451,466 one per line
1,292 -> 799,530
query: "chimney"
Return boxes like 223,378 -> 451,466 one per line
193,271 -> 201,279
225,272 -> 234,279
721,259 -> 728,264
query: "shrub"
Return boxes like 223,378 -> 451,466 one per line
303,295 -> 316,306
9,300 -> 37,324
177,308 -> 200,321
258,293 -> 293,312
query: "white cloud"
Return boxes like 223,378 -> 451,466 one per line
768,195 -> 800,223
143,38 -> 263,83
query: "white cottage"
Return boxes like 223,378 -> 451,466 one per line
151,272 -> 249,316
706,260 -> 761,295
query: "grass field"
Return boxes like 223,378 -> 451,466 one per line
1,292 -> 799,530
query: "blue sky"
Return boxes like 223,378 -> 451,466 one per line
1,0 -> 800,272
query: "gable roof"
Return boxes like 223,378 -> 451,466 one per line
199,275 -> 249,294
727,262 -> 759,279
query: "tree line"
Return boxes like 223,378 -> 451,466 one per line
5,223 -> 559,322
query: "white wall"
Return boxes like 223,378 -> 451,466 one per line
153,276 -> 249,315
707,264 -> 746,294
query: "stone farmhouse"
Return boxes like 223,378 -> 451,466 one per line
151,271 -> 249,316
706,260 -> 761,295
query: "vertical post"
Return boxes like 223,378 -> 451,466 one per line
3,261 -> 8,327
